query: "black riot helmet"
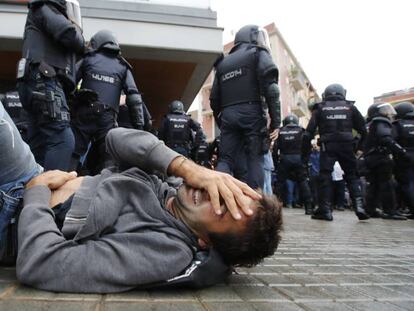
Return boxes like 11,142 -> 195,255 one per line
234,25 -> 271,50
169,100 -> 185,114
322,83 -> 347,101
30,0 -> 82,29
394,101 -> 414,119
367,102 -> 397,121
282,114 -> 299,126
90,30 -> 121,53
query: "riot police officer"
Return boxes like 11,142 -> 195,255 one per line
17,0 -> 84,171
0,91 -> 30,142
193,135 -> 211,168
303,84 -> 369,221
210,25 -> 280,189
393,102 -> 414,218
273,114 -> 313,215
71,30 -> 145,173
158,100 -> 204,157
364,103 -> 407,220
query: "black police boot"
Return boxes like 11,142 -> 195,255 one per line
381,213 -> 407,220
352,197 -> 370,220
304,202 -> 314,215
311,201 -> 333,221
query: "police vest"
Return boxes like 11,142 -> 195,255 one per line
166,114 -> 191,146
364,117 -> 393,155
318,100 -> 354,142
215,46 -> 262,108
2,92 -> 29,126
80,52 -> 129,112
196,142 -> 210,164
278,125 -> 304,155
395,119 -> 414,151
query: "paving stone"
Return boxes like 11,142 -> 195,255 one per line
203,302 -> 257,311
231,285 -> 288,301
254,274 -> 297,286
380,285 -> 414,298
196,285 -> 242,302
299,302 -> 353,311
147,288 -> 197,301
226,274 -> 264,285
351,285 -> 412,300
307,285 -> 371,300
106,290 -> 151,302
388,301 -> 414,311
12,285 -> 100,302
250,302 -> 306,311
0,300 -> 97,311
103,302 -> 205,311
0,283 -> 14,297
345,301 -> 408,311
0,267 -> 16,282
276,285 -> 334,301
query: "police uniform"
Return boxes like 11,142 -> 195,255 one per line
210,25 -> 280,189
158,105 -> 203,157
303,84 -> 369,221
17,0 -> 84,171
273,116 -> 313,214
193,141 -> 211,168
0,91 -> 30,142
390,102 -> 414,219
71,30 -> 145,174
364,103 -> 408,219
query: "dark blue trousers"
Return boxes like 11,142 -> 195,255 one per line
216,103 -> 266,189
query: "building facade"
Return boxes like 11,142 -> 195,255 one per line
0,0 -> 222,124
374,87 -> 414,106
192,22 -> 320,141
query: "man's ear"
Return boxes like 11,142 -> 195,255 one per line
198,238 -> 210,249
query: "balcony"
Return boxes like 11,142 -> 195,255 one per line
289,67 -> 306,91
291,96 -> 308,118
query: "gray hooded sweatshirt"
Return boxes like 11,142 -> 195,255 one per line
16,128 -> 197,293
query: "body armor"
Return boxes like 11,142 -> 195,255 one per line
166,114 -> 191,146
394,119 -> 414,152
78,52 -> 138,112
278,124 -> 304,155
318,100 -> 354,142
215,46 -> 262,108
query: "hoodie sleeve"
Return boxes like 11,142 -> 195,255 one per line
106,127 -> 181,175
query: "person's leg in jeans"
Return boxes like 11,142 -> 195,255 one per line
0,102 -> 43,254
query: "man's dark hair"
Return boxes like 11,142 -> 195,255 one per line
208,191 -> 283,267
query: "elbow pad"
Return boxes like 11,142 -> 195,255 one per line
126,94 -> 144,130
264,83 -> 281,129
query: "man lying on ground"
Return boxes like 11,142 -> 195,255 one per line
0,101 -> 282,293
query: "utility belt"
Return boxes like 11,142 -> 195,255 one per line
32,90 -> 70,122
221,100 -> 262,109
76,102 -> 116,119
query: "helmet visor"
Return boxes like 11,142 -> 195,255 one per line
66,0 -> 82,30
378,103 -> 397,118
255,28 -> 271,50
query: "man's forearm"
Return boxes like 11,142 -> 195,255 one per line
106,128 -> 181,175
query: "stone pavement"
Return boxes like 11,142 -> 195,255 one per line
0,209 -> 414,311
